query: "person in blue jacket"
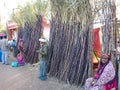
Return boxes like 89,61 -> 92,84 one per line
0,36 -> 3,62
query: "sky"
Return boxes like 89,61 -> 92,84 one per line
0,0 -> 120,25
0,0 -> 31,11
0,0 -> 33,25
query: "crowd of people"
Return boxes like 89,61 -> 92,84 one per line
0,35 -> 25,67
0,35 -> 48,81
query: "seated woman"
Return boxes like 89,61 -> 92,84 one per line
17,52 -> 25,66
85,54 -> 117,90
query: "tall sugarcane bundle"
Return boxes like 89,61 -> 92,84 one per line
101,0 -> 117,81
10,0 -> 48,64
100,0 -> 116,54
17,27 -> 24,44
47,0 -> 93,86
96,0 -> 117,70
22,15 -> 43,64
16,27 -> 24,54
91,0 -> 117,61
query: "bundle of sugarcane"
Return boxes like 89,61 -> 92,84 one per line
47,0 -> 93,86
22,15 -> 43,64
101,0 -> 118,82
101,0 -> 116,54
12,27 -> 24,57
17,27 -> 24,49
10,0 -> 47,64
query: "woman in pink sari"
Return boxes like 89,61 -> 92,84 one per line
85,54 -> 117,90
17,52 -> 25,66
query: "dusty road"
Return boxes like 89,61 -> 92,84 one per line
0,53 -> 83,90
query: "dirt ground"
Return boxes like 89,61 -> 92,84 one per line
0,52 -> 84,90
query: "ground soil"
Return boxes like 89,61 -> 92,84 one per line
0,52 -> 84,90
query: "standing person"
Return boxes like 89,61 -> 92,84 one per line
0,36 -> 3,62
38,38 -> 48,80
11,39 -> 17,57
1,35 -> 9,65
0,36 -> 3,48
85,53 -> 117,90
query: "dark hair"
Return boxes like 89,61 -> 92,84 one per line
0,36 -> 3,39
4,35 -> 7,38
13,39 -> 15,41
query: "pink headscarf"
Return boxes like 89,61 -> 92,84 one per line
95,53 -> 111,79
101,54 -> 110,59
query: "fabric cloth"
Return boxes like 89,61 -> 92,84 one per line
39,44 -> 48,61
11,61 -> 18,67
39,60 -> 47,80
17,52 -> 25,66
1,38 -> 9,64
85,61 -> 117,90
39,38 -> 47,42
2,51 -> 9,64
0,39 -> 2,49
1,38 -> 8,51
101,54 -> 110,59
93,28 -> 101,51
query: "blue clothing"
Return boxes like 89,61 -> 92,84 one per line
0,49 -> 2,62
2,51 -> 9,64
1,38 -> 9,64
11,40 -> 18,57
11,40 -> 17,48
39,60 -> 47,80
39,43 -> 48,80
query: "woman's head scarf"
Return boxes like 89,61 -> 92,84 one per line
100,54 -> 110,66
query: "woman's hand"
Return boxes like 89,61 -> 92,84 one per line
91,79 -> 97,86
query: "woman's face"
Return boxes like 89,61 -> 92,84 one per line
101,58 -> 108,63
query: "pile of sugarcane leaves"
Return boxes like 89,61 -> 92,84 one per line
47,15 -> 93,86
17,15 -> 43,64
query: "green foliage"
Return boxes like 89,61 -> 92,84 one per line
50,0 -> 92,25
34,0 -> 48,16
10,0 -> 49,27
11,6 -> 25,27
23,2 -> 37,24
